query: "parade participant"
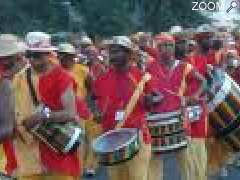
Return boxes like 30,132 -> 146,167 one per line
24,32 -> 82,180
0,34 -> 27,178
93,36 -> 152,180
147,33 -> 206,180
58,43 -> 100,177
12,35 -> 43,180
184,39 -> 210,180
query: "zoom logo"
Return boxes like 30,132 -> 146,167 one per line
192,1 -> 222,11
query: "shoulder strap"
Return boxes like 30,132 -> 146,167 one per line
178,63 -> 193,97
26,68 -> 39,106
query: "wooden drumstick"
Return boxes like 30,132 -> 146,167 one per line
116,73 -> 151,129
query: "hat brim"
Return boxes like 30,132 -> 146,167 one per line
28,46 -> 58,52
0,48 -> 25,57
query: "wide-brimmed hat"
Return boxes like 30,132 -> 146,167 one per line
0,34 -> 27,57
80,36 -> 93,45
26,32 -> 58,52
58,43 -> 76,54
111,36 -> 134,50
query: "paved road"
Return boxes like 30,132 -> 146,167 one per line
83,153 -> 240,180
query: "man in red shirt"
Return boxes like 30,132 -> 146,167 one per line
147,33 -> 206,180
25,32 -> 82,180
93,36 -> 152,180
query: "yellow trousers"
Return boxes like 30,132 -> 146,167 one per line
108,141 -> 151,180
18,174 -> 80,180
177,138 -> 207,180
82,119 -> 102,171
149,137 -> 207,180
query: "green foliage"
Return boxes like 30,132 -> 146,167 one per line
0,0 -> 209,37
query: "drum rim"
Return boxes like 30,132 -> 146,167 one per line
63,127 -> 82,153
92,128 -> 139,153
147,117 -> 180,126
146,110 -> 182,121
152,140 -> 188,153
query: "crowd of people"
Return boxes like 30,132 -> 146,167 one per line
0,26 -> 240,180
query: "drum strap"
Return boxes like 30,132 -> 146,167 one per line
178,63 -> 193,97
116,73 -> 151,128
26,68 -> 39,107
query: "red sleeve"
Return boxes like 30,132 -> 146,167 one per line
56,68 -> 77,97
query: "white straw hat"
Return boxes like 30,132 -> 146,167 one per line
0,34 -> 27,57
26,32 -> 58,52
111,36 -> 133,50
58,43 -> 76,54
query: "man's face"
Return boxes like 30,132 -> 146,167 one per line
59,53 -> 76,69
157,41 -> 175,61
0,54 -> 26,79
109,45 -> 129,68
28,52 -> 49,73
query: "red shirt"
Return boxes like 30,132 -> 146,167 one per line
146,61 -> 185,112
185,54 -> 208,138
93,66 -> 151,144
38,66 -> 80,176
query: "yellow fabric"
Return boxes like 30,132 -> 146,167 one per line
148,155 -> 163,180
108,135 -> 151,180
82,119 -> 101,170
71,64 -> 89,98
12,70 -> 42,176
18,175 -> 80,180
176,137 -> 207,180
0,144 -> 7,173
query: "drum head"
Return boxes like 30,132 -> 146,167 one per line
93,128 -> 138,153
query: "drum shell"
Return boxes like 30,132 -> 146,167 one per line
146,111 -> 183,137
151,131 -> 187,153
208,71 -> 240,151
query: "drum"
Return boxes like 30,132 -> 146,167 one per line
0,172 -> 16,180
146,110 -> 187,153
208,69 -> 240,150
92,128 -> 140,166
31,121 -> 84,154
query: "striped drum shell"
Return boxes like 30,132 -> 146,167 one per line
208,71 -> 240,151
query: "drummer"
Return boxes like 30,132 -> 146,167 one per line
93,36 -> 152,180
24,32 -> 82,180
146,33 -> 207,180
0,34 -> 27,178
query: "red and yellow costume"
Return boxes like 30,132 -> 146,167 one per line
93,66 -> 151,180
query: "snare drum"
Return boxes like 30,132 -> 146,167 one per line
208,69 -> 240,150
92,128 -> 140,166
146,110 -> 187,153
147,110 -> 183,136
31,121 -> 84,154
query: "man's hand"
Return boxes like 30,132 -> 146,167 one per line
145,91 -> 164,107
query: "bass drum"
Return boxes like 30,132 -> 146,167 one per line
208,69 -> 240,151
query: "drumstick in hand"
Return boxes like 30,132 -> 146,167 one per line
116,73 -> 151,129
